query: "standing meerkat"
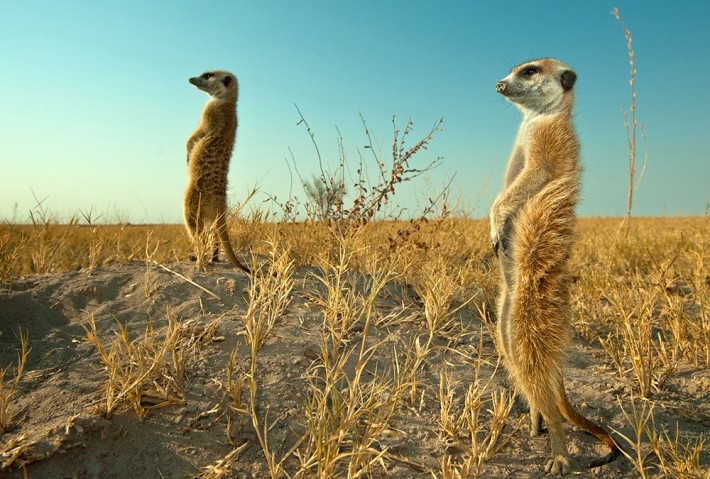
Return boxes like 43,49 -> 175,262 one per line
491,58 -> 620,475
184,70 -> 250,274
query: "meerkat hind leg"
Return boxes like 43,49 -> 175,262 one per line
526,380 -> 571,475
543,410 -> 571,475
530,406 -> 545,436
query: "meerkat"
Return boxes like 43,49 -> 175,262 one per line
184,69 -> 250,274
490,58 -> 620,475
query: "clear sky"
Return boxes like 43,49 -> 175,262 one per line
1,1 -> 708,224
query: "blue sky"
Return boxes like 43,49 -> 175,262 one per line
1,1 -> 708,223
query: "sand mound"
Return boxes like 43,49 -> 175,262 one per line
1,262 -> 707,478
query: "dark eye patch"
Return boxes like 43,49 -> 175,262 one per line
201,73 -> 213,80
520,66 -> 540,77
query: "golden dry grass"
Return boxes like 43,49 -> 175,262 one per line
0,215 -> 708,477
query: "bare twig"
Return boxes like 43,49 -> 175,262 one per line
285,109 -> 445,230
152,261 -> 221,301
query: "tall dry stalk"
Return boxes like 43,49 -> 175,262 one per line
234,241 -> 294,478
241,241 -> 294,373
612,8 -> 647,237
0,330 -> 29,435
614,395 -> 656,479
79,207 -> 107,270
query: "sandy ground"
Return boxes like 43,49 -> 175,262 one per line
0,261 -> 708,478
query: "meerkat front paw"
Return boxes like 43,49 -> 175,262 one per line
493,231 -> 509,258
490,211 -> 510,258
544,455 -> 571,476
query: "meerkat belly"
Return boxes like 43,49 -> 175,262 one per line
503,146 -> 526,188
190,140 -> 231,184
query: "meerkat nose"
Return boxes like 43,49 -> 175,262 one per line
496,81 -> 507,93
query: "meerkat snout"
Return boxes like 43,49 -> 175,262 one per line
496,81 -> 507,93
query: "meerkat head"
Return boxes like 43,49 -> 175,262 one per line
189,70 -> 238,101
496,58 -> 576,114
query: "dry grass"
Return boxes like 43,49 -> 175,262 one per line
0,330 -> 29,435
292,237 -> 405,478
0,222 -> 189,282
1,215 -> 708,477
613,395 -> 708,479
436,355 -> 520,479
571,218 -> 709,395
82,309 -> 210,420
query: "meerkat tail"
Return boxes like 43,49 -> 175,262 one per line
216,214 -> 251,274
557,381 -> 622,467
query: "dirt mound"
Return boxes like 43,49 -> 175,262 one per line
0,261 -> 707,478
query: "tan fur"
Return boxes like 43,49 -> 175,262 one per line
491,58 -> 620,475
184,70 -> 250,274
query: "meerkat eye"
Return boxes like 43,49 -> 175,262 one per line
520,66 -> 540,78
201,73 -> 213,80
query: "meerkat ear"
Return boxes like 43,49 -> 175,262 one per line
560,70 -> 577,91
223,76 -> 233,87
